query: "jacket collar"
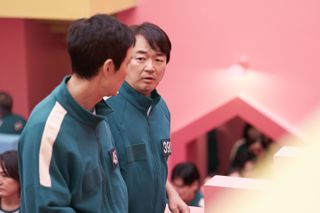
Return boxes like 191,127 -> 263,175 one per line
53,76 -> 113,127
119,81 -> 161,115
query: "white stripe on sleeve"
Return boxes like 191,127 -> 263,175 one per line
39,102 -> 67,187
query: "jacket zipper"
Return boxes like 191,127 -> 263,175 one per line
96,127 -> 115,212
147,105 -> 160,213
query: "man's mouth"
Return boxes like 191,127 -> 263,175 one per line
142,77 -> 155,82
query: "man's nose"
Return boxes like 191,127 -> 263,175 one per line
145,59 -> 155,72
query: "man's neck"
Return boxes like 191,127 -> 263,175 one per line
66,74 -> 102,111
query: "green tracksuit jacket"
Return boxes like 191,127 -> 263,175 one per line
0,113 -> 26,134
18,76 -> 128,213
106,81 -> 171,213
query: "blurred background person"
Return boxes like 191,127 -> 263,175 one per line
227,148 -> 257,177
0,92 -> 26,135
171,162 -> 204,207
229,123 -> 261,165
0,150 -> 20,213
228,123 -> 274,177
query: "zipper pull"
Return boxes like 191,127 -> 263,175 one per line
147,105 -> 152,116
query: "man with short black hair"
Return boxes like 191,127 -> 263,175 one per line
171,162 -> 204,207
107,22 -> 189,213
18,14 -> 134,212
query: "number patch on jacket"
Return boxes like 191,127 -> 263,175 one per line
109,148 -> 119,169
161,139 -> 171,157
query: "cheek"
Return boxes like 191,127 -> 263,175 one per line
177,187 -> 189,196
7,180 -> 20,192
157,69 -> 165,80
153,73 -> 165,87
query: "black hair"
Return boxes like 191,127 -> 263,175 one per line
171,162 -> 200,186
67,14 -> 135,79
0,150 -> 19,183
242,123 -> 253,141
0,91 -> 13,115
131,22 -> 171,63
242,123 -> 261,146
232,149 -> 256,170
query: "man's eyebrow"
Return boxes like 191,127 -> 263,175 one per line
155,52 -> 165,57
134,50 -> 165,57
135,50 -> 147,54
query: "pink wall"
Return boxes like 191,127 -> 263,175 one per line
0,18 -> 70,117
117,0 -> 320,170
184,134 -> 207,181
0,19 -> 29,117
24,20 -> 70,111
215,117 -> 245,174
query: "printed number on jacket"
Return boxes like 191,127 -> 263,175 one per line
109,148 -> 119,169
161,139 -> 171,157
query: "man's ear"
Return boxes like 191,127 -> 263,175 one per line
102,59 -> 114,76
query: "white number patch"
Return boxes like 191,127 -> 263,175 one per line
161,139 -> 171,157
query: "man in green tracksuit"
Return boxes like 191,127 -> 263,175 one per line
0,91 -> 26,134
107,22 -> 189,213
18,14 -> 134,212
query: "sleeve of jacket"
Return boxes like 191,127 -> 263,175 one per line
18,122 -> 75,213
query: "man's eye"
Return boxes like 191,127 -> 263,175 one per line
155,58 -> 165,63
136,57 -> 145,62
